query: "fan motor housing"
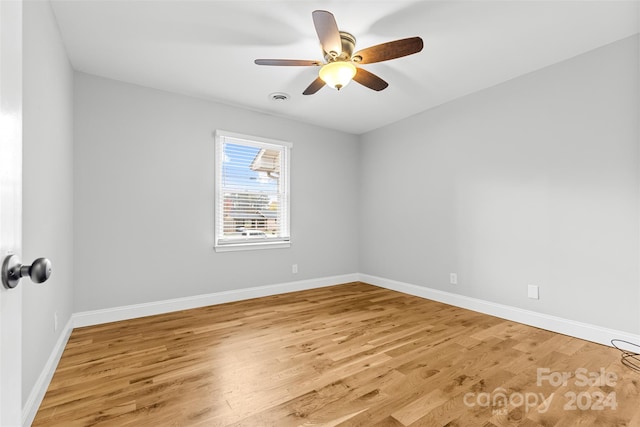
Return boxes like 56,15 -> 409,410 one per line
325,31 -> 356,62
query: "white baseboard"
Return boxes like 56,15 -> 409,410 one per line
74,272 -> 639,346
360,273 -> 640,348
22,316 -> 74,427
72,273 -> 360,328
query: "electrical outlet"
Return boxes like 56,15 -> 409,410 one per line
292,264 -> 298,274
54,312 -> 58,332
449,273 -> 458,285
528,285 -> 539,299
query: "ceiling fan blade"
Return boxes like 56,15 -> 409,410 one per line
302,77 -> 326,95
353,68 -> 388,91
352,37 -> 424,64
255,59 -> 322,66
312,10 -> 342,56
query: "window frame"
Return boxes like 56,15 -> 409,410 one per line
214,130 -> 291,252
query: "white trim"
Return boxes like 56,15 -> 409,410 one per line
72,274 -> 359,328
214,241 -> 290,252
360,273 -> 640,348
22,316 -> 74,427
74,272 -> 640,345
214,129 -> 293,149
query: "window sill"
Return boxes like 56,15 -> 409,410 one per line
214,241 -> 291,252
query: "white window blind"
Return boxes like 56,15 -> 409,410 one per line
214,130 -> 291,251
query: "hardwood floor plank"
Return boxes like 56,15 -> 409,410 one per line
33,282 -> 640,426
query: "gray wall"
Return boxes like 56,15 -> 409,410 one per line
22,0 -> 75,405
73,73 -> 360,311
360,35 -> 640,334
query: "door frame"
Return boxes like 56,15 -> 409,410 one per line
0,0 -> 24,425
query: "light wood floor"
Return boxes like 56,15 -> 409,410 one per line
34,282 -> 640,426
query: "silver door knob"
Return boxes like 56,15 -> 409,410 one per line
1,255 -> 52,289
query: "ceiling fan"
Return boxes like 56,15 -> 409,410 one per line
254,10 -> 424,95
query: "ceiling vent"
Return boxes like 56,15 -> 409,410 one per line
269,92 -> 290,102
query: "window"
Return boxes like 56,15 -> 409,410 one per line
214,130 -> 291,251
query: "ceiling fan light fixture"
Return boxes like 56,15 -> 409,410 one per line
255,10 -> 423,95
318,61 -> 356,91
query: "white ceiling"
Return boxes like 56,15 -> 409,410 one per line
50,0 -> 639,135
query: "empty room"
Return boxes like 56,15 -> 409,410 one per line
1,0 -> 640,426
